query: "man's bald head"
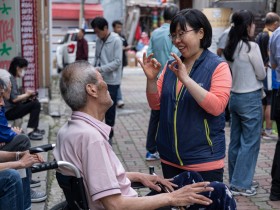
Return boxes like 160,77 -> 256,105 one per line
60,61 -> 98,111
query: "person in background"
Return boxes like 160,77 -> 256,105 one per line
269,17 -> 280,201
224,10 -> 266,196
112,20 -> 131,108
75,28 -> 88,61
136,32 -> 150,52
54,61 -> 236,210
0,77 -> 45,208
255,12 -> 280,140
4,57 -> 44,140
91,17 -> 123,144
0,150 -> 43,210
139,9 -> 231,182
216,14 -> 232,123
145,3 -> 180,161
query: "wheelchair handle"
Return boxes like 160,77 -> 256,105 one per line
31,161 -> 58,173
29,144 -> 56,154
31,160 -> 82,178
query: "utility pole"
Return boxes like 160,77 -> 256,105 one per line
79,0 -> 85,28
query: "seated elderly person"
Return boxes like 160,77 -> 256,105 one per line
0,150 -> 43,210
53,61 -> 236,210
0,75 -> 47,204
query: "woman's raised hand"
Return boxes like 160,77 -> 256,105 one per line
169,53 -> 190,84
137,52 -> 161,80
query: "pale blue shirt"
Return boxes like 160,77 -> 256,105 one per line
269,27 -> 280,82
147,23 -> 180,74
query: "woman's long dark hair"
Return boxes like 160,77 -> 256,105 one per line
8,57 -> 28,77
223,10 -> 255,62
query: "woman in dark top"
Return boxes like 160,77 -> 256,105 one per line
5,57 -> 44,140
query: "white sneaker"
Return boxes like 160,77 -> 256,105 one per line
117,100 -> 125,108
262,131 -> 278,140
31,189 -> 47,203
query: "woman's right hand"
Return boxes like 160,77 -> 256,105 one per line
169,182 -> 214,207
137,52 -> 161,80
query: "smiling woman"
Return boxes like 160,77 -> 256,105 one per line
138,8 -> 232,183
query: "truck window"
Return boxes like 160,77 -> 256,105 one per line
84,33 -> 97,42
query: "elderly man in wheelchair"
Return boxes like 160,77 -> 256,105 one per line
52,61 -> 236,210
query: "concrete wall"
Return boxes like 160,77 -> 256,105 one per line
101,0 -> 124,31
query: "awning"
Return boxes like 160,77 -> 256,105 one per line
52,3 -> 103,20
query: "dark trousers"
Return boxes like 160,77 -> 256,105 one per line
0,134 -> 30,151
5,99 -> 41,129
161,162 -> 224,182
106,85 -> 120,138
270,89 -> 280,197
146,110 -> 160,153
149,171 -> 236,210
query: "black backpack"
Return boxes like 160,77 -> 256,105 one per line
255,31 -> 270,65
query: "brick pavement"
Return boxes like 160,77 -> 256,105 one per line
44,66 -> 280,210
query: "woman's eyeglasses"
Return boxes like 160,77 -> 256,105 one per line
168,29 -> 195,42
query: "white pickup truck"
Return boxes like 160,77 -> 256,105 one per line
56,29 -> 97,72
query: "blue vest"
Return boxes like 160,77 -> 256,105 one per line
157,50 -> 226,166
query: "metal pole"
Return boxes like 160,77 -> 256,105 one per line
79,0 -> 85,28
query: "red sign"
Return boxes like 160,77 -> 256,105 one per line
20,0 -> 38,91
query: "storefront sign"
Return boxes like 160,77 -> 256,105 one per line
202,8 -> 232,54
20,0 -> 38,90
0,1 -> 17,69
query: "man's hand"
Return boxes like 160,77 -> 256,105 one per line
137,173 -> 177,192
169,182 -> 214,207
18,151 -> 45,168
12,127 -> 23,134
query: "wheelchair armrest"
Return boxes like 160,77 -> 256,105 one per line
131,182 -> 145,189
31,161 -> 58,173
29,143 -> 56,154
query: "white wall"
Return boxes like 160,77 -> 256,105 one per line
101,0 -> 124,31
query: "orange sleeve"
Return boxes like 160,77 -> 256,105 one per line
146,65 -> 167,110
199,62 -> 232,116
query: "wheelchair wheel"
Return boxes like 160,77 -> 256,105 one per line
49,200 -> 68,210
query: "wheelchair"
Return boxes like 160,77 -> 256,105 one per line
30,144 -> 181,210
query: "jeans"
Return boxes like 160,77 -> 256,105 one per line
146,110 -> 160,153
116,86 -> 123,101
23,169 -> 31,210
106,85 -> 120,138
0,169 -> 24,210
228,90 -> 262,189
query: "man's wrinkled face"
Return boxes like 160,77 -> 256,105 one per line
3,81 -> 11,100
96,71 -> 113,108
0,89 -> 4,107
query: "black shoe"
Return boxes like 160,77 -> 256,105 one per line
28,131 -> 43,140
270,194 -> 280,201
34,128 -> 45,135
30,179 -> 41,188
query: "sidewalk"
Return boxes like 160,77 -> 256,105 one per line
41,66 -> 280,209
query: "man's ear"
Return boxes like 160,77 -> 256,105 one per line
86,84 -> 98,98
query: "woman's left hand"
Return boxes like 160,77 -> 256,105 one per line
139,173 -> 178,192
169,53 -> 190,84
